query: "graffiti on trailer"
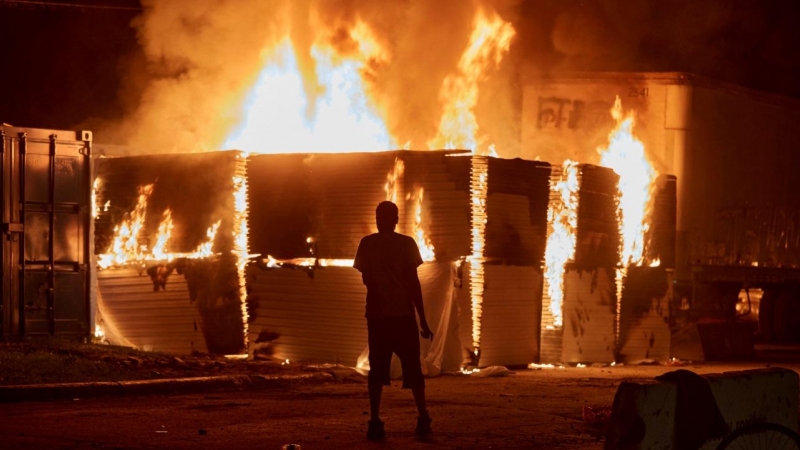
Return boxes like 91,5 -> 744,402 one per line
537,97 -> 614,130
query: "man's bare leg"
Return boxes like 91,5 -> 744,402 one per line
412,386 -> 432,436
369,384 -> 383,422
411,386 -> 428,417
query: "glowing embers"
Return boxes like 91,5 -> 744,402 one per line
429,8 -> 515,154
469,156 -> 489,352
542,161 -> 579,328
263,255 -> 354,268
598,96 -> 658,268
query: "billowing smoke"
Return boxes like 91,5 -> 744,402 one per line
520,0 -> 800,90
107,0 -> 522,155
99,0 -> 799,156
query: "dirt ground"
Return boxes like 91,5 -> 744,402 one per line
2,361 -> 798,450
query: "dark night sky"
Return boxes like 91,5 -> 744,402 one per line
1,0 -> 799,137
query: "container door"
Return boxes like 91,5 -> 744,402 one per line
15,131 -> 91,336
2,130 -> 23,336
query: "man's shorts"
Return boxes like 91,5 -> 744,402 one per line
367,315 -> 425,390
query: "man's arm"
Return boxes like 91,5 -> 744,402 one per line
407,266 -> 433,340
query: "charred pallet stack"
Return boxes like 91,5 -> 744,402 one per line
562,165 -> 620,363
539,164 -> 621,364
616,266 -> 672,362
616,175 -> 676,362
94,151 -> 246,355
246,152 -> 399,260
246,151 -> 472,261
242,151 -> 401,364
463,158 -> 551,367
246,151 -> 552,368
540,168 -> 677,364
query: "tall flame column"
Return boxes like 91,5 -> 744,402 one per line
233,153 -> 250,349
468,155 -> 488,362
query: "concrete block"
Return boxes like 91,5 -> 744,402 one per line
605,381 -> 676,450
605,368 -> 799,450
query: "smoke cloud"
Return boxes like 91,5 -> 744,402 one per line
106,0 -> 522,155
519,0 -> 800,92
98,0 -> 799,156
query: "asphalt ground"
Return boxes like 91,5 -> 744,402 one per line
2,361 -> 798,449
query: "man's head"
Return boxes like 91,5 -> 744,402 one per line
376,201 -> 399,233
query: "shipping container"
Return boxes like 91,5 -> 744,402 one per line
1,125 -> 93,337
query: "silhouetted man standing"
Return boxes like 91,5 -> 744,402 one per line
354,201 -> 433,441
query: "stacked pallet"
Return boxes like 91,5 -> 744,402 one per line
247,150 -> 471,260
245,265 -> 367,365
96,268 -> 207,354
95,151 -> 242,254
401,152 -> 471,261
452,157 -> 551,367
94,151 -> 246,355
246,260 -> 462,371
539,164 -> 621,364
561,265 -> 618,363
480,265 -> 543,366
485,158 -> 551,266
646,175 -> 677,268
246,151 -> 471,368
616,266 -> 672,362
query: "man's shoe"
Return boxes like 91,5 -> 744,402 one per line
367,419 -> 386,441
415,414 -> 432,437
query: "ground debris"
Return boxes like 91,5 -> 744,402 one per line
0,338 -> 319,386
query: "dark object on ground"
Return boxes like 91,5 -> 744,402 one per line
367,419 -> 385,441
583,404 -> 613,426
416,414 -> 433,437
656,369 -> 729,450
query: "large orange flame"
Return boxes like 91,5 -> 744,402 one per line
384,158 -> 404,204
413,187 -> 435,262
224,20 -> 392,154
225,7 -> 514,156
428,7 -> 515,155
543,160 -> 579,328
97,185 -> 228,269
150,209 -> 174,260
598,96 -> 658,267
97,184 -> 153,269
232,168 -> 250,345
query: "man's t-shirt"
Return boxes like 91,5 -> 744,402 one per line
353,231 -> 423,319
